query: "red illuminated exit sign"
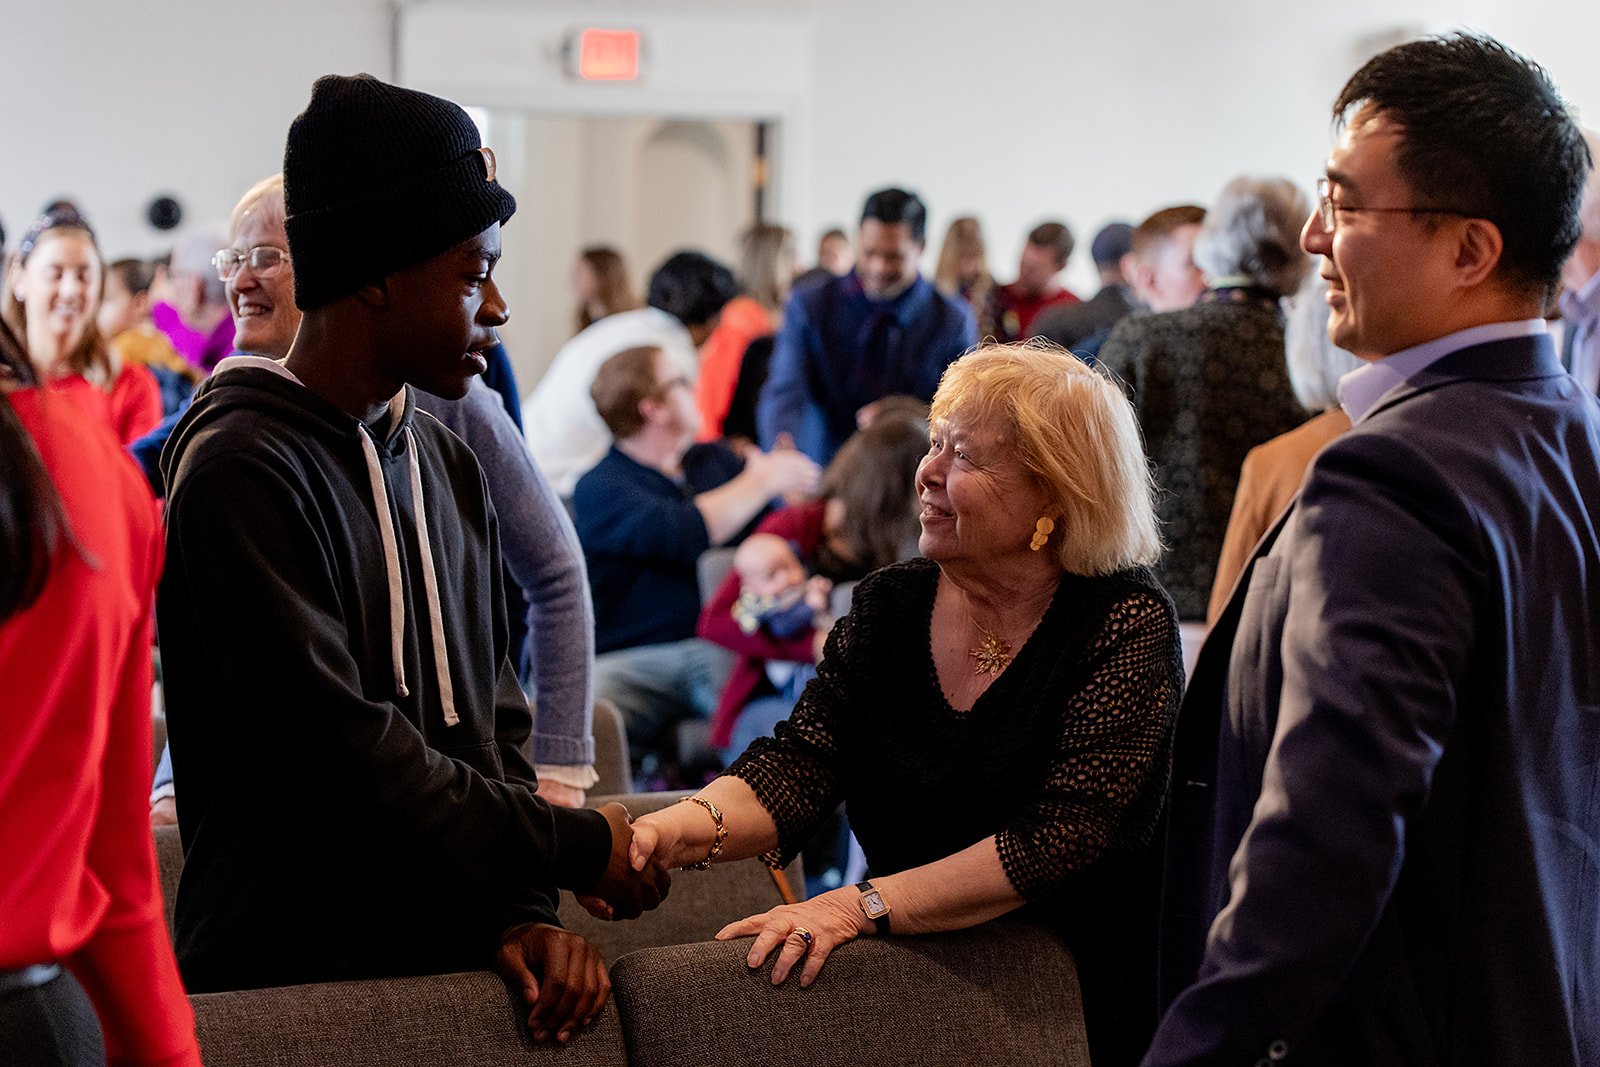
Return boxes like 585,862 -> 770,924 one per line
571,29 -> 641,81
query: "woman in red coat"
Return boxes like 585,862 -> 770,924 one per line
0,316 -> 199,1066
2,206 -> 162,445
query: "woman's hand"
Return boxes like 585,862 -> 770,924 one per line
715,887 -> 869,987
628,802 -> 716,873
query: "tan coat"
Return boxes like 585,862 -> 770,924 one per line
1205,408 -> 1351,626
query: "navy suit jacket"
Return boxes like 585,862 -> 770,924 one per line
1146,333 -> 1600,1066
755,272 -> 974,465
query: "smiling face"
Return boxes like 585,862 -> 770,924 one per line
376,223 -> 509,400
1303,107 -> 1463,358
916,409 -> 1053,569
856,219 -> 922,300
227,196 -> 300,359
12,229 -> 101,366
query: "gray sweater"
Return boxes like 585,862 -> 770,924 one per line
418,380 -> 595,772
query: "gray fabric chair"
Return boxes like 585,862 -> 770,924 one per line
609,915 -> 1092,1067
152,711 -> 167,776
153,823 -> 183,939
590,698 -> 631,797
189,970 -> 629,1067
695,546 -> 737,604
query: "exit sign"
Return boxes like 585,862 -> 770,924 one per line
574,29 -> 640,81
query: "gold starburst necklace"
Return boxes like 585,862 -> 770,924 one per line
969,625 -> 1013,676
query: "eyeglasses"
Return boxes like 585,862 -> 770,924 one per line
213,246 -> 291,280
1315,178 -> 1477,231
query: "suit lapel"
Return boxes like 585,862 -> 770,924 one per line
1157,499 -> 1295,1008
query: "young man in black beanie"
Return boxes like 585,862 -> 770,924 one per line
156,74 -> 668,1043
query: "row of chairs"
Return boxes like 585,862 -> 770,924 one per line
152,788 -> 1091,1065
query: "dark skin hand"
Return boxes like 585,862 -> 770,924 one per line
494,923 -> 610,1043
585,802 -> 671,919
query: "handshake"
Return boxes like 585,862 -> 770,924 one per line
579,802 -> 672,920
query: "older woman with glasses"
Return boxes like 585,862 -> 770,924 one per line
2,206 -> 163,445
624,342 -> 1184,1064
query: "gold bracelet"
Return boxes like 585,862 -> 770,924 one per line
678,795 -> 726,871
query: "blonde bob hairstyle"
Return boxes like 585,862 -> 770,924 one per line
928,341 -> 1160,576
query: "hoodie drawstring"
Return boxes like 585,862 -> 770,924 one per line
403,427 -> 458,726
358,422 -> 459,726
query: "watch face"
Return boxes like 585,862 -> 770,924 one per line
861,889 -> 888,917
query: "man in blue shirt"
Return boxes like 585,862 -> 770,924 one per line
757,188 -> 975,465
576,345 -> 818,780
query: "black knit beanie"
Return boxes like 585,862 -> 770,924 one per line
283,73 -> 516,309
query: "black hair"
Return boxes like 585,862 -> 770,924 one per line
861,188 -> 927,244
0,316 -> 67,620
1028,221 -> 1075,266
1335,32 -> 1590,299
646,251 -> 739,328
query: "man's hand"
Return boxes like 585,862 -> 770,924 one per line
585,802 -> 671,920
494,922 -> 610,1043
744,445 -> 821,502
804,575 -> 834,615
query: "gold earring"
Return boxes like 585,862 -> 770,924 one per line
1030,516 -> 1054,551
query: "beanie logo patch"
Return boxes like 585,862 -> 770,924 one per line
477,147 -> 497,183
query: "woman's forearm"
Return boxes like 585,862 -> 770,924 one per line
631,776 -> 781,871
867,837 -> 1023,935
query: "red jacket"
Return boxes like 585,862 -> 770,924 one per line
0,388 -> 200,1066
698,500 -> 825,748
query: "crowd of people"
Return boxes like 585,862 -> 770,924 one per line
3,29 -> 1600,1067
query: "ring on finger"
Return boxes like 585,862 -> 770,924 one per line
791,926 -> 814,951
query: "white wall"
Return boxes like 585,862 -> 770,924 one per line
4,0 -> 1598,391
0,0 -> 392,260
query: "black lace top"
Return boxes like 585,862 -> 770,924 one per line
727,557 -> 1184,1061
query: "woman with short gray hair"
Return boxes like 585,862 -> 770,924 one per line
1193,176 -> 1313,298
1095,175 -> 1313,621
1206,273 -> 1363,623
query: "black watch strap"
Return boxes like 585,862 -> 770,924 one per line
855,879 -> 891,935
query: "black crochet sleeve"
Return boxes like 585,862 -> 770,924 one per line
995,588 -> 1182,902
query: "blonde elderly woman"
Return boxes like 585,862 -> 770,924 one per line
626,342 -> 1183,1064
1098,176 -> 1313,622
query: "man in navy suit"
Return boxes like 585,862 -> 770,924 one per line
1145,34 -> 1600,1066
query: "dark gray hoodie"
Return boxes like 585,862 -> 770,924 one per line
157,355 -> 610,992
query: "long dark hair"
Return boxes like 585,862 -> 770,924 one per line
816,405 -> 930,579
0,315 -> 68,619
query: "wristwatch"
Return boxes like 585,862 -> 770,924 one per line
855,880 -> 891,934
